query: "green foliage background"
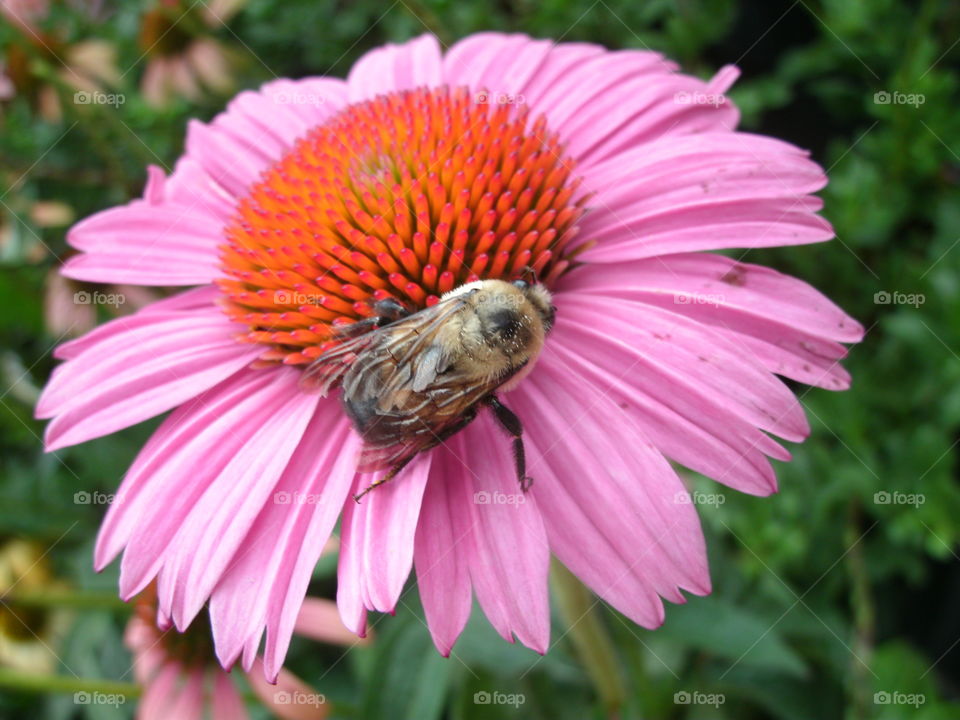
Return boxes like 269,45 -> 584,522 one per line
1,0 -> 958,718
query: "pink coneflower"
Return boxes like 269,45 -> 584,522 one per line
38,33 -> 862,679
138,0 -> 240,108
127,586 -> 358,719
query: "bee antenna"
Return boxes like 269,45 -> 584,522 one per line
514,265 -> 539,287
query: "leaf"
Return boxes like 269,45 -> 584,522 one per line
657,597 -> 808,678
360,608 -> 453,720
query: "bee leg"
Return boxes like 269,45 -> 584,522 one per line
353,408 -> 479,503
353,456 -> 414,503
486,395 -> 534,492
371,297 -> 411,323
334,299 -> 411,339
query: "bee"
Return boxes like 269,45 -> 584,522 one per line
301,279 -> 556,501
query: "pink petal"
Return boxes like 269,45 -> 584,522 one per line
211,671 -> 249,720
515,53 -> 739,167
137,285 -> 223,314
560,252 -> 862,389
347,34 -> 442,101
136,661 -> 181,720
441,33 -> 557,96
100,368 -> 296,595
208,402 -> 357,679
339,452 -> 432,615
247,658 -> 329,720
38,309 -> 259,451
541,335 -> 782,496
457,415 -> 551,653
184,78 -> 348,199
577,131 -> 834,259
558,69 -> 736,164
553,292 -> 809,442
293,597 -> 365,648
507,366 -> 710,627
62,201 -> 223,286
335,495 -> 368,637
124,616 -> 165,683
155,371 -> 319,629
413,447 -> 473,656
52,286 -> 221,361
163,666 -> 205,720
165,156 -> 237,224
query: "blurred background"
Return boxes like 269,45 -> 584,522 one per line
0,0 -> 958,718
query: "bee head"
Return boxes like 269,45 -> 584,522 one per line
478,304 -> 528,346
517,281 -> 556,333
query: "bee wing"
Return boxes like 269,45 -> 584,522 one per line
354,380 -> 495,474
300,294 -> 469,398
299,331 -> 383,396
337,296 -> 503,473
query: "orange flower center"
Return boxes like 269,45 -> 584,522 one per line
218,86 -> 588,365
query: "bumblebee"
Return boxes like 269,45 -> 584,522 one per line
302,279 -> 556,501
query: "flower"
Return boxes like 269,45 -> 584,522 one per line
138,0 -> 241,108
0,539 -> 72,673
127,584 -> 357,719
1,0 -> 121,122
37,33 -> 863,680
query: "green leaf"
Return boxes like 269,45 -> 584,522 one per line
658,598 -> 808,678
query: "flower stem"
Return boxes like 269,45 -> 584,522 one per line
1,589 -> 131,612
845,501 -> 875,720
0,668 -> 140,698
550,561 -> 626,717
